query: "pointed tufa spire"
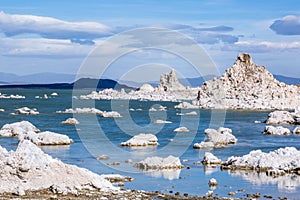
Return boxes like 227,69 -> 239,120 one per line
158,69 -> 186,91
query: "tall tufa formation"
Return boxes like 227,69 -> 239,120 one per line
158,69 -> 186,91
196,53 -> 300,110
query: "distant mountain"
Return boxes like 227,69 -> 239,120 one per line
274,75 -> 300,85
0,78 -> 135,90
0,72 -> 76,84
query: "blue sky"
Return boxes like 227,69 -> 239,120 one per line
0,0 -> 300,80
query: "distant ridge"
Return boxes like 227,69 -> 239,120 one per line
274,75 -> 300,85
0,78 -> 135,90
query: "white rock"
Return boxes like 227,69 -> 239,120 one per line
51,92 -> 58,96
149,107 -> 157,112
0,121 -> 40,137
0,108 -> 4,112
293,127 -> 300,134
0,140 -> 116,195
19,131 -> 73,145
139,84 -> 154,92
176,111 -> 198,116
175,102 -> 199,109
266,111 -> 295,124
61,118 -> 80,124
16,107 -> 39,115
222,147 -> 300,173
120,133 -> 158,147
202,152 -> 222,165
154,120 -> 172,124
193,127 -> 237,149
208,178 -> 218,186
157,69 -> 186,91
0,93 -> 25,99
135,155 -> 184,170
56,108 -> 121,118
100,111 -> 122,118
173,127 -> 190,132
263,126 -> 291,135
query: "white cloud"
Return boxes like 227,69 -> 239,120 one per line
0,11 -> 112,40
222,41 -> 300,53
0,37 -> 94,57
270,15 -> 300,35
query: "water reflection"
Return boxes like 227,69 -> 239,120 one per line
228,170 -> 300,191
139,169 -> 182,180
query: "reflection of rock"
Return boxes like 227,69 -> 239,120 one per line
140,169 -> 181,180
263,125 -> 291,135
228,170 -> 300,191
0,140 -> 116,195
61,118 -> 80,125
194,127 -> 237,149
135,155 -> 184,170
222,147 -> 300,175
120,133 -> 158,147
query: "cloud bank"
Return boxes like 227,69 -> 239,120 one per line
0,11 -> 112,41
270,15 -> 300,35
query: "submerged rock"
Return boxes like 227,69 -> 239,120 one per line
0,140 -> 116,195
120,133 -> 158,147
193,127 -> 237,149
263,126 -> 291,135
222,147 -> 300,174
135,155 -> 184,170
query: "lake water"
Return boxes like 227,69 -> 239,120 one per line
0,89 -> 299,199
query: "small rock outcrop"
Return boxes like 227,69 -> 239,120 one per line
135,155 -> 184,170
139,84 -> 155,92
56,108 -> 121,118
193,127 -> 237,149
265,110 -> 300,125
120,133 -> 158,147
263,126 -> 291,135
0,140 -> 116,195
195,53 -> 300,110
173,127 -> 190,132
0,121 -> 73,145
157,69 -> 186,91
221,147 -> 300,175
16,107 -> 39,115
202,152 -> 222,165
61,118 -> 80,125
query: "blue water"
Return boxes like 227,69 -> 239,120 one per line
0,89 -> 299,199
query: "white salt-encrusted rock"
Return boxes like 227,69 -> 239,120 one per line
139,84 -> 155,92
16,107 -> 39,115
135,155 -> 184,170
265,111 -> 295,124
99,174 -> 134,182
157,69 -> 186,91
175,102 -> 199,109
263,126 -> 291,135
120,133 -> 158,147
202,152 -> 222,165
0,108 -> 5,112
56,108 -> 121,118
208,178 -> 218,186
0,140 -> 116,195
0,121 -> 40,137
173,127 -> 190,132
61,118 -> 80,125
154,120 -> 172,124
0,93 -> 25,99
222,147 -> 300,174
19,131 -> 73,145
193,127 -> 237,149
51,92 -> 58,96
194,53 -> 300,110
0,121 -> 73,145
293,127 -> 300,134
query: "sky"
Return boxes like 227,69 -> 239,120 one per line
0,0 -> 300,81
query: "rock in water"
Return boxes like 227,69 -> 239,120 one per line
263,126 -> 291,135
196,53 -> 300,110
120,133 -> 159,147
158,69 -> 186,91
135,155 -> 184,170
